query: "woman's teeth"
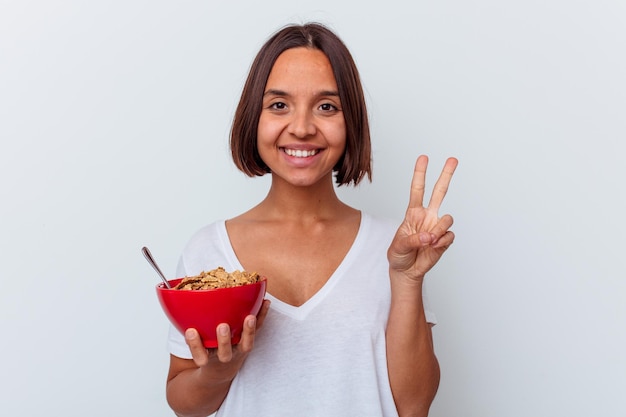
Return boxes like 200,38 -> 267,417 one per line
284,149 -> 319,158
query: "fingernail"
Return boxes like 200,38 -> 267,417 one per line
419,233 -> 431,243
218,324 -> 229,336
185,329 -> 196,339
247,317 -> 256,329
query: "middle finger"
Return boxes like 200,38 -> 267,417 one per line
215,324 -> 234,362
427,157 -> 458,211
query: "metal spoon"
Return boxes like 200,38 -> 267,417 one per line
142,246 -> 171,289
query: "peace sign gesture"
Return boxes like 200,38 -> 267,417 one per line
387,155 -> 458,283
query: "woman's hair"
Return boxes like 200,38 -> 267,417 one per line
230,22 -> 372,186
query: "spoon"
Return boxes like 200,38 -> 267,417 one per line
142,246 -> 172,289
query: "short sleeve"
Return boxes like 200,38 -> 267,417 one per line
422,284 -> 437,326
166,254 -> 193,359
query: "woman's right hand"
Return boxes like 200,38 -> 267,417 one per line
185,299 -> 271,382
166,299 -> 271,416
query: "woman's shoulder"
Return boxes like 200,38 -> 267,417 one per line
176,220 -> 230,277
361,212 -> 397,237
179,220 -> 228,257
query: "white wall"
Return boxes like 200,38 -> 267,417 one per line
1,1 -> 624,416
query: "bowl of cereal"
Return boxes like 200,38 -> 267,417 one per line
156,267 -> 267,348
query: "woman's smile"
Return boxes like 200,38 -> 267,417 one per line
282,148 -> 320,158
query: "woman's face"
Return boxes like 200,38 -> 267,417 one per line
257,47 -> 346,188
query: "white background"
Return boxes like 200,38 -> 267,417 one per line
1,1 -> 625,416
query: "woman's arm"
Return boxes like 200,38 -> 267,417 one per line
386,276 -> 441,417
386,155 -> 457,416
166,351 -> 232,417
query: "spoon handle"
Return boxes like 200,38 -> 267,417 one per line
142,246 -> 172,288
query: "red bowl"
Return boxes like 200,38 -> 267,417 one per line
156,277 -> 267,348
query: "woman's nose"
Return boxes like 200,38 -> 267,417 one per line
287,109 -> 316,138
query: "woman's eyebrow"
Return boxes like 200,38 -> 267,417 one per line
317,90 -> 340,98
263,89 -> 340,98
263,88 -> 288,97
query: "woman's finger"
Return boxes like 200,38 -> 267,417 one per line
432,230 -> 455,250
407,155 -> 429,210
237,315 -> 257,353
215,324 -> 234,363
429,214 -> 454,244
185,328 -> 210,367
428,157 -> 458,211
256,299 -> 271,328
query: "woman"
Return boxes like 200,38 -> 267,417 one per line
165,22 -> 458,417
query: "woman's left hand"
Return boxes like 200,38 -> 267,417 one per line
387,155 -> 458,283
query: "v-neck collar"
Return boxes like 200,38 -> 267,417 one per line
217,213 -> 370,320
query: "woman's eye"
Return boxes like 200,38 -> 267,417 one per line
270,102 -> 287,110
319,103 -> 337,111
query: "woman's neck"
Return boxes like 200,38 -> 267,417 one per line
243,174 -> 356,223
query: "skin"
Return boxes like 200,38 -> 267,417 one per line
386,154 -> 458,417
166,47 -> 458,417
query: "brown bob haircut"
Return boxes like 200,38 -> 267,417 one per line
230,22 -> 372,186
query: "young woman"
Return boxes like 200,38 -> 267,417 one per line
165,23 -> 458,417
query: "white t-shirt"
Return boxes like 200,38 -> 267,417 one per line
168,212 -> 436,417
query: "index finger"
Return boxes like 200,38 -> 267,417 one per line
407,155 -> 429,209
428,157 -> 458,211
184,328 -> 211,367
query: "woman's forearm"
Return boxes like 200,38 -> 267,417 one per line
386,273 -> 440,417
166,362 -> 232,417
